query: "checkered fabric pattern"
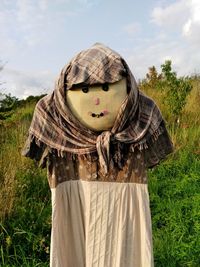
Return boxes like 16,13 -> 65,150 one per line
22,43 -> 173,174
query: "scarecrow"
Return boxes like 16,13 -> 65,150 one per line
22,43 -> 174,267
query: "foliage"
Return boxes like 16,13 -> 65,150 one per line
0,67 -> 200,266
148,149 -> 200,267
139,61 -> 193,123
0,93 -> 18,112
0,167 -> 51,267
0,101 -> 51,266
0,94 -> 46,120
161,61 -> 192,121
139,66 -> 163,91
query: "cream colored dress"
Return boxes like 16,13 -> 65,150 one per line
48,149 -> 154,267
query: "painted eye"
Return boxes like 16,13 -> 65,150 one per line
102,83 -> 109,91
82,87 -> 89,93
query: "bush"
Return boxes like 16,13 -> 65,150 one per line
161,61 -> 192,121
139,60 -> 193,124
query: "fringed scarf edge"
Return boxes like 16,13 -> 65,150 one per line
22,120 -> 166,164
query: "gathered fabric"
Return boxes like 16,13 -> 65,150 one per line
22,43 -> 173,175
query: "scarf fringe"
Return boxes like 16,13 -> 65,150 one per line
29,123 -> 164,162
29,134 -> 98,162
130,124 -> 164,152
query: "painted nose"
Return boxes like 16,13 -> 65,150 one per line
94,97 -> 100,105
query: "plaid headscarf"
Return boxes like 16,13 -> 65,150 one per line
22,43 -> 173,174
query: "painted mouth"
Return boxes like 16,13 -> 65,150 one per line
88,110 -> 109,118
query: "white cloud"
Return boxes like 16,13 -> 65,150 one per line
0,1 -> 47,51
0,5 -> 19,58
182,0 -> 200,44
38,0 -> 49,11
143,0 -> 200,78
123,22 -> 141,37
151,0 -> 200,45
16,0 -> 51,47
151,0 -> 190,31
1,0 -> 200,100
0,0 -> 96,99
1,68 -> 56,99
77,0 -> 100,8
123,33 -> 200,80
0,0 -> 77,50
0,0 -> 85,54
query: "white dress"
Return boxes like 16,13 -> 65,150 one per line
47,150 -> 154,267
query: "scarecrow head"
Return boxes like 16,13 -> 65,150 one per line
66,78 -> 127,131
60,42 -> 137,132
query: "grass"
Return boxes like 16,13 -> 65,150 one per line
0,80 -> 200,266
148,149 -> 200,267
0,167 -> 51,267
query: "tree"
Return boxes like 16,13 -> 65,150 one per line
0,61 -> 19,112
139,65 -> 162,91
0,93 -> 18,111
146,66 -> 162,88
161,60 -> 192,121
139,60 -> 193,124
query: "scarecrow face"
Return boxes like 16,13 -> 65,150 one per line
66,78 -> 127,131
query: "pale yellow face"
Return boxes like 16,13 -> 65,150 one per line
66,78 -> 127,131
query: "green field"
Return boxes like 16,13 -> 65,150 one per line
0,73 -> 200,266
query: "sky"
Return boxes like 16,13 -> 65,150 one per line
0,0 -> 200,99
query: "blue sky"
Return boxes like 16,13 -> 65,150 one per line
0,0 -> 200,99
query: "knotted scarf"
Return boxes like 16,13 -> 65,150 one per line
22,43 -> 173,174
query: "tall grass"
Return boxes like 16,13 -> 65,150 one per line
0,103 -> 51,266
0,104 -> 35,220
0,167 -> 51,267
148,149 -> 200,267
0,79 -> 200,266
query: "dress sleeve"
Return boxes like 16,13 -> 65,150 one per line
144,120 -> 174,168
21,134 -> 49,168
